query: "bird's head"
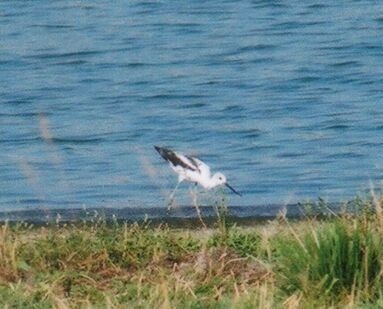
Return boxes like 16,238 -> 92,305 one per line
212,173 -> 241,196
213,172 -> 227,185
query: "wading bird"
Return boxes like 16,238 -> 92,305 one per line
154,146 -> 241,209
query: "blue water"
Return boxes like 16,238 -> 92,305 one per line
1,1 -> 383,212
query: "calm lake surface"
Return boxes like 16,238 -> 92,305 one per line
1,1 -> 383,213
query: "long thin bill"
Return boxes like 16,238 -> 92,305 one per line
225,183 -> 242,196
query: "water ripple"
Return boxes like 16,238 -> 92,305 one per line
0,0 -> 382,212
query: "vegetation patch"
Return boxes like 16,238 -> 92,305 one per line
1,194 -> 383,307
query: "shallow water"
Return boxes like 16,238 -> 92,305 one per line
1,1 -> 383,212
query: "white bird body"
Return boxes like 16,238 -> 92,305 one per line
154,146 -> 241,196
171,155 -> 210,186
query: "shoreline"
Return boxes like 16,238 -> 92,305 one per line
0,202 -> 342,225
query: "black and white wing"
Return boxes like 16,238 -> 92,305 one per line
154,146 -> 199,172
185,156 -> 210,178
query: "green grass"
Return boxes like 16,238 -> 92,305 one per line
1,194 -> 383,308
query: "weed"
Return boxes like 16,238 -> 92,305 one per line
1,193 -> 383,307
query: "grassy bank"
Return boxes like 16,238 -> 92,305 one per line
1,196 -> 383,308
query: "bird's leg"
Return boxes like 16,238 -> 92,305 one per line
167,181 -> 181,211
190,183 -> 206,229
190,183 -> 198,207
